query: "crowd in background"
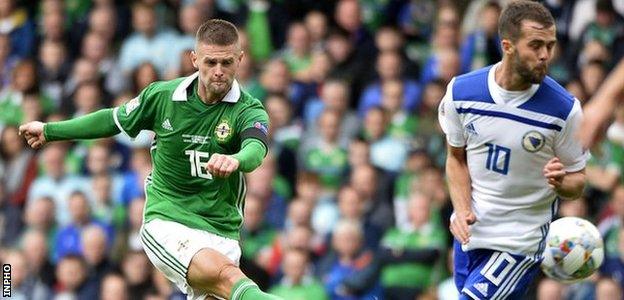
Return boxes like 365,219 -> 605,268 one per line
2,0 -> 624,299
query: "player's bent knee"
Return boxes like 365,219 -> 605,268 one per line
187,248 -> 246,298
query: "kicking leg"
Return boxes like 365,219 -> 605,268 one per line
186,247 -> 281,300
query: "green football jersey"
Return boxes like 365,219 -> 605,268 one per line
113,73 -> 269,240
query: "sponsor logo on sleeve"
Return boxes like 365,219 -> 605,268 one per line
125,97 -> 140,115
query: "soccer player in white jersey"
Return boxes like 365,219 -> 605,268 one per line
438,1 -> 588,299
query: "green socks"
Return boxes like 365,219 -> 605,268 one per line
230,278 -> 282,300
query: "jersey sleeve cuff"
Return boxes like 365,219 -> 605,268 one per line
563,155 -> 589,172
446,136 -> 466,148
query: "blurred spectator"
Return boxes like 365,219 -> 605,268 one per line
21,229 -> 56,287
121,250 -> 155,299
286,198 -> 313,230
358,51 -> 422,117
0,0 -> 35,58
132,62 -> 159,95
168,3 -> 207,79
578,0 -> 624,58
38,39 -> 70,104
120,147 -> 151,204
580,59 -> 608,99
537,278 -> 565,300
62,58 -> 100,110
3,249 -> 52,299
421,47 -> 461,86
0,126 -> 37,206
246,154 -> 288,229
269,248 -> 328,300
304,10 -> 328,49
23,196 -> 56,253
91,174 -> 125,229
350,164 -> 394,233
300,109 -> 349,193
241,194 -> 278,270
460,1 -> 502,73
0,182 -> 22,246
379,192 -> 445,299
599,186 -> 624,257
0,59 -> 55,127
82,225 -> 115,298
393,150 -> 433,230
117,3 -> 178,77
266,93 -> 302,151
379,79 -> 418,141
111,196 -> 144,261
596,277 -> 623,300
337,186 -> 383,251
27,143 -> 91,226
319,219 -> 382,300
100,273 -> 129,300
325,27 -> 368,98
37,3 -> 68,49
0,33 -> 18,87
397,0 -> 436,42
363,106 -> 408,173
72,80 -> 105,117
87,4 -> 121,44
437,251 -> 459,300
334,0 -> 375,58
258,58 -> 306,112
280,22 -> 313,81
82,31 -> 126,95
298,172 -> 338,239
54,191 -> 113,261
303,79 -> 360,145
55,254 -> 98,298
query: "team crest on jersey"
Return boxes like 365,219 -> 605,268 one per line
125,97 -> 140,115
215,120 -> 232,142
522,130 -> 545,152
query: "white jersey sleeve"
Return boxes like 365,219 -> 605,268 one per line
438,78 -> 466,147
554,99 -> 589,172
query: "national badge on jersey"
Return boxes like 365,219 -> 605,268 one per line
215,120 -> 232,142
522,130 -> 545,152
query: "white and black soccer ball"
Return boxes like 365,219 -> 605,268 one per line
541,217 -> 604,282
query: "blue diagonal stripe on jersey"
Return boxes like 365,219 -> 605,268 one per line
456,108 -> 563,131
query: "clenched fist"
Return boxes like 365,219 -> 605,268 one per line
543,157 -> 565,190
18,121 -> 46,149
206,153 -> 240,178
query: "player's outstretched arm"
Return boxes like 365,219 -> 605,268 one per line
19,108 -> 121,149
206,139 -> 267,177
446,144 -> 476,245
580,58 -> 624,148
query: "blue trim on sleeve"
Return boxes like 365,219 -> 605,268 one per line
517,77 -> 575,120
452,66 -> 495,104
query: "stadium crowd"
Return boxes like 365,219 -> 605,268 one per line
2,0 -> 624,299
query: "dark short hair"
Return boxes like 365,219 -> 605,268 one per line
498,0 -> 555,42
196,19 -> 239,46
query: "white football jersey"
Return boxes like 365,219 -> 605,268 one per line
439,63 -> 589,257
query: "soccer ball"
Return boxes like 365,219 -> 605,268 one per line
541,217 -> 604,282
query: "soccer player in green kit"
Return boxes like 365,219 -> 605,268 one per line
19,19 -> 281,300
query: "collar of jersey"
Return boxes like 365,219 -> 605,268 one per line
488,62 -> 540,107
172,71 -> 241,103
